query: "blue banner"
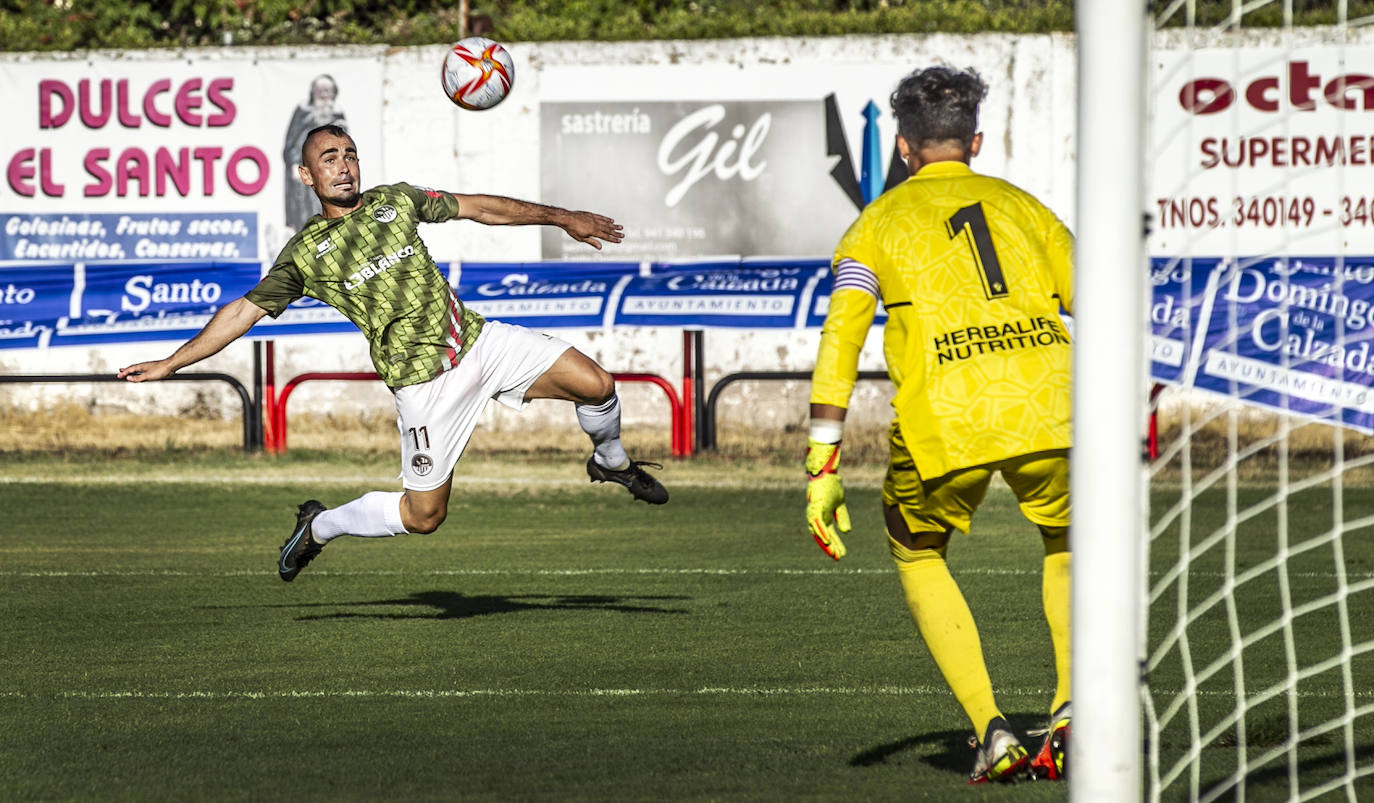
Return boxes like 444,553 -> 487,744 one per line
616,258 -> 829,329
454,261 -> 641,329
48,261 -> 263,348
1148,256 -> 1217,385
8,254 -> 1374,434
1151,255 -> 1374,432
1,212 -> 258,262
0,264 -> 75,349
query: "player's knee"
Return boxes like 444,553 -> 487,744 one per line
1039,524 -> 1069,554
407,510 -> 446,534
401,497 -> 448,534
584,364 -> 615,404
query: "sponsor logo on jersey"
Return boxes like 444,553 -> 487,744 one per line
315,239 -> 334,257
411,453 -> 433,476
344,245 -> 416,290
373,205 -> 398,223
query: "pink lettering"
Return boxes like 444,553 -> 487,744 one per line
8,148 -> 36,196
1179,78 -> 1234,115
144,79 -> 172,127
116,147 -> 150,197
226,146 -> 268,195
155,147 -> 191,196
38,149 -> 63,196
205,77 -> 235,126
193,146 -> 222,194
1289,61 -> 1321,110
1245,76 -> 1279,112
38,80 -> 74,128
5,148 -> 65,197
78,79 -> 112,128
1324,74 -> 1374,111
175,78 -> 203,126
116,79 -> 142,127
1181,62 -> 1374,115
84,148 -> 112,197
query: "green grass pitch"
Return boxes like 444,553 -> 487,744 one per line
0,458 -> 1368,801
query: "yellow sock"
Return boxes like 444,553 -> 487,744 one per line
890,537 -> 1001,735
1042,551 -> 1072,714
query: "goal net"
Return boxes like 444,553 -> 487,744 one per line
1083,2 -> 1374,800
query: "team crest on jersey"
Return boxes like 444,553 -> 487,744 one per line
373,205 -> 398,223
411,453 -> 433,476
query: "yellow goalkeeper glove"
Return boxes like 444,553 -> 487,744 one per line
805,439 -> 850,560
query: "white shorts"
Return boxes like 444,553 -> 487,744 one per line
393,321 -> 572,491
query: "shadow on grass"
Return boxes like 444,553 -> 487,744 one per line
851,711 -> 1053,779
270,589 -> 692,620
1199,739 -> 1374,797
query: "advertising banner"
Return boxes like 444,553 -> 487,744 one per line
615,260 -> 828,329
1150,44 -> 1374,430
540,100 -> 881,260
0,264 -> 76,349
53,261 -> 263,348
1150,255 -> 1374,432
1150,45 -> 1374,257
0,51 -> 383,263
454,261 -> 641,329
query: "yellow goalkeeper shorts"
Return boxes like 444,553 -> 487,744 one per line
881,421 -> 1070,535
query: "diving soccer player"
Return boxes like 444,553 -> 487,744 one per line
120,124 -> 667,582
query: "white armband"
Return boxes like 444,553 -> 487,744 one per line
809,418 -> 845,444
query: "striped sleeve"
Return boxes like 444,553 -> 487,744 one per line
832,258 -> 880,299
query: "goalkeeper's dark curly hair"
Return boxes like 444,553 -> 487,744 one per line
890,66 -> 988,151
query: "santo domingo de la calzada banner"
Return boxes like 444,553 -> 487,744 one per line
1149,42 -> 1374,432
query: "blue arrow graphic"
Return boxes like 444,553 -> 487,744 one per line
860,100 -> 882,205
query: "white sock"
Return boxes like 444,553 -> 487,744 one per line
312,491 -> 408,542
576,394 -> 630,470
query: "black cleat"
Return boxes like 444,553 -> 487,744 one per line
585,457 -> 669,505
278,500 -> 327,582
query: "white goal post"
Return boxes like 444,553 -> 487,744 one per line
1071,1 -> 1150,800
1076,2 -> 1374,801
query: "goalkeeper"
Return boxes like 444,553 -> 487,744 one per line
805,66 -> 1073,784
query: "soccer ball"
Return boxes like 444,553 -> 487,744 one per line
441,36 -> 515,111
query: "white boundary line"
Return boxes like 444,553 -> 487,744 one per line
3,686 -> 1369,702
0,567 -> 950,578
0,474 -> 858,490
0,685 -> 971,700
4,567 -> 1368,579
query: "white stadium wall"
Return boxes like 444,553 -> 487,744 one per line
0,34 -> 1076,433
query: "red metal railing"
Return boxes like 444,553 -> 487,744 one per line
262,360 -> 691,456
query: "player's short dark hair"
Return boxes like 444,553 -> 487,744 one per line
301,123 -> 352,165
890,66 -> 988,151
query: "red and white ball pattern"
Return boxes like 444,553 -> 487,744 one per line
441,36 -> 515,111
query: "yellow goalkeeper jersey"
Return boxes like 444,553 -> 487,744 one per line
811,160 -> 1075,480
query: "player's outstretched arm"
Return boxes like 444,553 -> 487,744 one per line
452,193 -> 623,249
117,297 -> 269,382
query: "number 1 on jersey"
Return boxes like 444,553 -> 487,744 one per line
946,202 -> 1009,300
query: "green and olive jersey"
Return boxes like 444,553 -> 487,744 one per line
247,182 -> 485,389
